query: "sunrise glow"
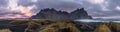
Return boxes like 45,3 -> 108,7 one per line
6,0 -> 33,19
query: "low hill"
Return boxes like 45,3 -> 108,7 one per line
0,19 -> 120,32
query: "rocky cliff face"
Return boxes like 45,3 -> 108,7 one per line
30,8 -> 92,20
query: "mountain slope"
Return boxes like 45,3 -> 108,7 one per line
30,8 -> 92,20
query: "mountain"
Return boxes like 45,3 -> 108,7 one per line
30,8 -> 92,20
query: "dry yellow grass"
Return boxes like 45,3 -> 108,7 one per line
0,29 -> 11,32
94,24 -> 112,32
112,23 -> 120,32
10,20 -> 120,32
39,21 -> 81,32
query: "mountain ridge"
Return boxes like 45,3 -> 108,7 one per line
30,8 -> 92,20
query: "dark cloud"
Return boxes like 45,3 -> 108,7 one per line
30,0 -> 79,12
36,0 -> 81,8
0,0 -> 8,6
79,0 -> 120,18
21,0 -> 83,14
17,0 -> 35,6
0,0 -> 9,17
0,0 -> 8,12
0,11 -> 29,18
15,0 -> 120,18
0,11 -> 21,16
0,0 -> 120,19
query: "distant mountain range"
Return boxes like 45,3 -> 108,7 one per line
30,8 -> 92,20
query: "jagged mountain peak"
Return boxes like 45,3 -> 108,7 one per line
30,8 -> 92,20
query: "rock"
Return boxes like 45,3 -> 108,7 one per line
30,8 -> 92,20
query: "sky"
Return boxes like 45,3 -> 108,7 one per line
0,0 -> 120,19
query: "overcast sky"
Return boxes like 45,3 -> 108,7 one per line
0,0 -> 120,19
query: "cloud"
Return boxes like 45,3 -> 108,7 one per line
35,0 -> 82,12
0,11 -> 23,19
0,0 -> 8,6
0,0 -> 120,19
0,0 -> 8,12
116,6 -> 120,10
87,0 -> 105,4
0,0 -> 35,19
17,0 -> 35,7
78,0 -> 120,19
